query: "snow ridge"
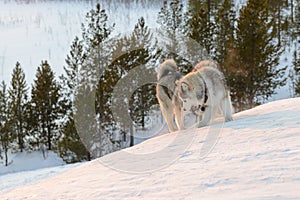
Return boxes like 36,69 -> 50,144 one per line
1,98 -> 300,199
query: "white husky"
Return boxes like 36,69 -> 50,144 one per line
175,60 -> 233,129
156,59 -> 183,132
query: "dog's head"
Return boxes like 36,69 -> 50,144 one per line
175,77 -> 207,115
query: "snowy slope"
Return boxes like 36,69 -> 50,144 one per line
0,151 -> 81,192
1,98 -> 300,199
0,151 -> 65,176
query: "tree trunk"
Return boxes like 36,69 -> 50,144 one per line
4,148 -> 8,166
130,123 -> 134,147
19,112 -> 24,152
277,3 -> 282,47
47,122 -> 52,150
87,151 -> 91,161
291,0 -> 294,23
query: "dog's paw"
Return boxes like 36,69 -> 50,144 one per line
197,122 -> 208,128
225,117 -> 233,122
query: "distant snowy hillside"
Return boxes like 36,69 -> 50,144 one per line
0,0 -> 294,101
1,98 -> 299,199
0,151 -> 81,192
0,151 -> 65,176
0,0 -> 162,86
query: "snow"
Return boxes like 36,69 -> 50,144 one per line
0,162 -> 81,192
0,151 -> 65,175
0,0 -> 162,87
0,150 -> 81,192
1,97 -> 299,199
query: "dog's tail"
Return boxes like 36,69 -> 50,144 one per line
193,60 -> 219,71
157,59 -> 178,81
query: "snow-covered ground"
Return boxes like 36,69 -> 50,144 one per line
0,151 -> 81,192
0,151 -> 65,175
0,0 -> 162,86
0,97 -> 299,199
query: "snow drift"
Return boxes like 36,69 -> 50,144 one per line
1,98 -> 300,199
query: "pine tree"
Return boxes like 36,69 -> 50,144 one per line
128,17 -> 158,130
75,3 -> 117,158
157,0 -> 193,73
64,36 -> 86,106
74,83 -> 105,158
81,3 -> 115,87
229,0 -> 286,110
57,115 -> 90,163
8,62 -> 28,152
214,0 -> 236,71
185,0 -> 222,57
0,81 -> 15,166
266,0 -> 290,47
293,0 -> 300,95
115,17 -> 158,146
57,36 -> 90,162
31,61 -> 60,155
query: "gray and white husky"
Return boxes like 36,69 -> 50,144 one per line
175,60 -> 233,129
156,59 -> 183,132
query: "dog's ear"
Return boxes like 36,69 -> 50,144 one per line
181,82 -> 190,92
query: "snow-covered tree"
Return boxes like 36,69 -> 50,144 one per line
213,0 -> 236,71
128,17 -> 158,130
57,36 -> 90,163
31,61 -> 60,154
293,0 -> 300,96
0,81 -> 15,166
8,62 -> 28,152
74,3 -> 119,158
157,0 -> 194,73
185,0 -> 221,57
228,0 -> 286,110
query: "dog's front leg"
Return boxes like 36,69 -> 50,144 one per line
197,106 -> 212,128
174,106 -> 184,130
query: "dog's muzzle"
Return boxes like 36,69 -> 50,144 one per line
191,105 -> 206,114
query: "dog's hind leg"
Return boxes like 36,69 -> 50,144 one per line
221,92 -> 233,122
160,105 -> 177,132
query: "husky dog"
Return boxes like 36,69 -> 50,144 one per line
175,60 -> 233,128
156,59 -> 183,132
193,59 -> 219,71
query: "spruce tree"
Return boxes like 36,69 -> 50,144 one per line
128,17 -> 158,130
294,1 -> 300,95
57,115 -> 90,163
75,3 -> 117,158
0,81 -> 14,166
8,62 -> 28,152
58,36 -> 90,162
185,0 -> 222,57
64,36 -> 86,106
266,0 -> 290,47
230,0 -> 286,109
81,3 -> 115,87
214,0 -> 236,71
113,17 -> 158,146
31,61 -> 60,154
157,0 -> 193,73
